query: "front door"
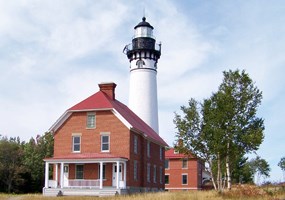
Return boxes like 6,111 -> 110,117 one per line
63,165 -> 69,187
112,164 -> 122,187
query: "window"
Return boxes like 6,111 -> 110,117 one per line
134,160 -> 138,181
98,164 -> 106,179
136,59 -> 145,68
147,141 -> 150,157
165,159 -> 169,169
134,135 -> 138,154
165,174 -> 169,184
153,165 -> 157,183
147,163 -> 151,182
159,166 -> 163,184
101,134 -> 110,152
72,136 -> 81,152
182,159 -> 188,169
75,165 -> 84,179
86,112 -> 95,128
160,146 -> 163,160
182,174 -> 188,185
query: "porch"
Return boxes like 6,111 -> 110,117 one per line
43,156 -> 128,196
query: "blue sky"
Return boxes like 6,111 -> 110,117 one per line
0,0 -> 284,183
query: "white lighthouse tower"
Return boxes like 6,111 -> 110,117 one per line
124,17 -> 161,134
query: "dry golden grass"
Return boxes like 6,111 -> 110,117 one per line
0,185 -> 284,200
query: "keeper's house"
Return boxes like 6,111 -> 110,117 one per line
43,83 -> 168,196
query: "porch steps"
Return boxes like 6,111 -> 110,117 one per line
43,188 -> 125,197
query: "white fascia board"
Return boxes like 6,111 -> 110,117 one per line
44,158 -> 128,163
112,109 -> 132,129
49,108 -> 113,133
48,111 -> 72,133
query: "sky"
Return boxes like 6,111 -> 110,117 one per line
0,0 -> 284,183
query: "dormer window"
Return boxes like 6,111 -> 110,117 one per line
86,112 -> 95,128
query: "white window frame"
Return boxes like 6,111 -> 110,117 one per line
182,173 -> 188,185
165,174 -> 170,185
72,135 -> 81,153
100,133 -> 110,152
147,163 -> 151,182
153,165 -> 157,183
182,158 -> 188,169
86,112 -> 96,128
134,160 -> 138,181
134,135 -> 138,154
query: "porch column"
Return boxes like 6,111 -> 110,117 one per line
123,161 -> 127,188
55,163 -> 58,188
116,161 -> 120,189
60,162 -> 64,188
44,162 -> 49,188
99,162 -> 103,189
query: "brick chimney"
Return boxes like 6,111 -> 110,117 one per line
98,82 -> 117,100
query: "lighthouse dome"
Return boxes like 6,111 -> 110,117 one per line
134,17 -> 154,38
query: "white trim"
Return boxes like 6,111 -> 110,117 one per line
49,111 -> 72,132
49,108 -> 112,133
44,158 -> 128,163
182,173 -> 188,185
112,109 -> 132,129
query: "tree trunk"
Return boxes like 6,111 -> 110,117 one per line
208,159 -> 217,191
226,141 -> 232,190
217,152 -> 222,192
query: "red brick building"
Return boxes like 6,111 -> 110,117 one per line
43,83 -> 168,196
165,148 -> 204,191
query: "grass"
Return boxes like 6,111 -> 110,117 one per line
0,185 -> 284,200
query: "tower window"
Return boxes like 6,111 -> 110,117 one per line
136,60 -> 145,68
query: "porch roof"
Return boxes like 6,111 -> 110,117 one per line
44,153 -> 128,163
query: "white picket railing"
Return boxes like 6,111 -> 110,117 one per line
68,179 -> 100,188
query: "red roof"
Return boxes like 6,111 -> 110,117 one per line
165,148 -> 195,159
52,90 -> 168,147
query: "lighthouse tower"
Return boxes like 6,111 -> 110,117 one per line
124,17 -> 161,134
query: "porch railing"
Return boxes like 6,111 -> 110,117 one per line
68,179 -> 100,188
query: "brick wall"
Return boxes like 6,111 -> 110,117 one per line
53,110 -> 164,189
165,158 -> 200,190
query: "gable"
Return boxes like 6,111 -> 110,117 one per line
49,90 -> 168,147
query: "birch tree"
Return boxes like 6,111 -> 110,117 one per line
174,69 -> 264,191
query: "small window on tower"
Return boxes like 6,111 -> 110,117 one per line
136,60 -> 145,68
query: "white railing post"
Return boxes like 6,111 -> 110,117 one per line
44,162 -> 49,188
116,161 -> 120,189
60,162 -> 64,188
99,162 -> 103,189
123,161 -> 127,188
55,163 -> 58,188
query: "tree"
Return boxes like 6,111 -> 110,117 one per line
278,157 -> 285,181
23,132 -> 54,192
0,136 -> 25,193
174,69 -> 264,191
249,156 -> 270,184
